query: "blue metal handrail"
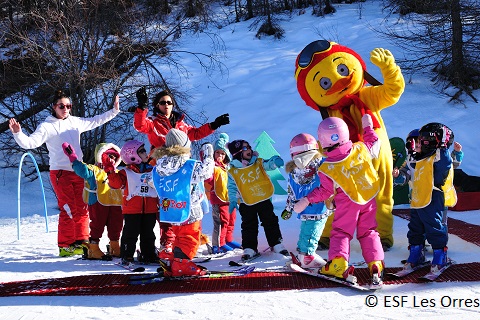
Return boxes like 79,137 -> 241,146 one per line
17,152 -> 49,240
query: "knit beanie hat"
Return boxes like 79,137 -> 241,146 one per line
214,133 -> 231,163
165,128 -> 191,148
227,139 -> 247,161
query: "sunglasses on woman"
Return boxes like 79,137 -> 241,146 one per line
158,100 -> 173,106
55,103 -> 72,110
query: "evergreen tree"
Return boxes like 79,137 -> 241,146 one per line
253,131 -> 287,195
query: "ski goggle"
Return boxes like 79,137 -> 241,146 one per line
297,40 -> 332,69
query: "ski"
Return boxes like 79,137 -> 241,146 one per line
387,261 -> 431,279
128,265 -> 256,285
288,263 -> 373,291
228,252 -> 261,267
114,261 -> 146,273
418,259 -> 455,282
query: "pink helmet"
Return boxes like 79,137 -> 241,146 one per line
120,140 -> 145,165
289,133 -> 319,157
317,117 -> 349,149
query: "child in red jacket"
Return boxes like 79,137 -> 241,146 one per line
105,140 -> 159,265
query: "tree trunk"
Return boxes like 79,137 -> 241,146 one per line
450,0 -> 464,86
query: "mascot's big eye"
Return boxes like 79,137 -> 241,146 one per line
337,64 -> 349,76
319,77 -> 332,90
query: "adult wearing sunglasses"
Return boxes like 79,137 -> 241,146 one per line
133,87 -> 230,257
9,89 -> 120,257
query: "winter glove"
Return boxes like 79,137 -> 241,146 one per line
210,113 -> 230,130
200,143 -> 214,161
273,156 -> 284,168
136,86 -> 148,110
229,201 -> 238,214
101,152 -> 116,173
362,114 -> 373,129
62,142 -> 78,163
293,197 -> 310,213
281,209 -> 292,220
104,149 -> 120,165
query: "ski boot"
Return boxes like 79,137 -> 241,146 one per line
297,252 -> 326,269
226,241 -> 242,249
431,246 -> 448,273
59,246 -> 77,257
241,248 -> 258,261
272,243 -> 289,256
211,244 -> 233,254
73,240 -> 89,255
158,242 -> 173,261
167,258 -> 207,277
121,256 -> 135,265
403,244 -> 426,271
320,257 -> 357,284
368,260 -> 385,288
85,242 -> 112,261
109,241 -> 121,258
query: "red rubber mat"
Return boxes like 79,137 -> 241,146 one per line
1,264 -> 480,296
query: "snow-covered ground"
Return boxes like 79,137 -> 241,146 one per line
2,1 -> 480,319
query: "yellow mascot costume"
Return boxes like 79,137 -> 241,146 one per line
295,40 -> 405,250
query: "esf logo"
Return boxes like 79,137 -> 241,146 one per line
161,198 -> 187,211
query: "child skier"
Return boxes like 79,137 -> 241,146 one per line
403,123 -> 456,274
152,129 -> 214,276
294,115 -> 384,286
105,140 -> 159,265
204,133 -> 241,254
282,133 -> 331,268
62,142 -> 123,260
227,139 -> 288,261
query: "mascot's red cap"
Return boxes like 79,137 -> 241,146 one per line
295,40 -> 367,110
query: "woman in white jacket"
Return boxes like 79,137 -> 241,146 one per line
9,90 -> 120,257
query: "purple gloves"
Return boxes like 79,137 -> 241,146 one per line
62,143 -> 78,162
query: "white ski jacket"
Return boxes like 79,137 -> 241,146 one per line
13,109 -> 120,171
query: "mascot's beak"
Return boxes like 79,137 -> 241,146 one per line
326,73 -> 354,96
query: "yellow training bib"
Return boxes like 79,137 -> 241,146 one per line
213,166 -> 229,203
229,159 -> 274,205
83,165 -> 123,206
319,143 -> 379,204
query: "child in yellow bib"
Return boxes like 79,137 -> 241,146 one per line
403,123 -> 455,275
227,139 -> 287,261
62,142 -> 123,260
294,115 -> 384,287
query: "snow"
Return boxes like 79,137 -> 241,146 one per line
2,1 -> 480,318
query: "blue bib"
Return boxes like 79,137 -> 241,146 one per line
289,173 -> 326,217
153,159 -> 196,224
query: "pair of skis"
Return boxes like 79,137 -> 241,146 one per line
287,252 -> 378,291
128,265 -> 256,285
388,259 -> 455,282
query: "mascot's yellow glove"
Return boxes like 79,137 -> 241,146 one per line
370,48 -> 396,71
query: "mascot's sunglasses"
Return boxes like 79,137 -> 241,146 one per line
298,40 -> 332,69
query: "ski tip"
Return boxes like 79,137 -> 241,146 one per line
133,267 -> 146,272
229,260 -> 242,267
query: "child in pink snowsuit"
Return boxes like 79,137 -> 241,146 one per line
294,114 -> 384,286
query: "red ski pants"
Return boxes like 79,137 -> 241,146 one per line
88,202 -> 123,243
50,170 -> 89,247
